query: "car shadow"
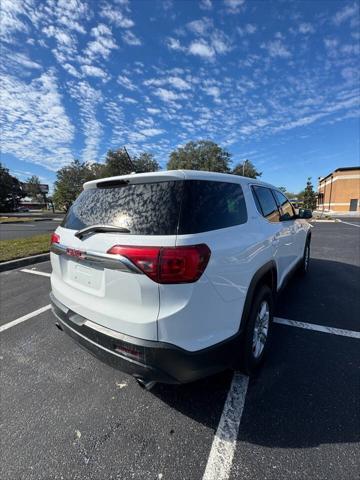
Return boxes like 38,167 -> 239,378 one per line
151,258 -> 360,448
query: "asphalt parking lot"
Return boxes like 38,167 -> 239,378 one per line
1,221 -> 359,480
0,220 -> 62,240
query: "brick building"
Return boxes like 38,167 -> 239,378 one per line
317,167 -> 360,213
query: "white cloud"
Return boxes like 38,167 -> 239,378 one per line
117,75 -> 137,90
188,40 -> 215,59
1,71 -> 74,170
140,128 -> 164,137
237,24 -> 257,36
166,37 -> 185,51
0,0 -> 30,43
100,3 -> 134,28
153,88 -> 187,102
262,39 -> 291,58
81,64 -> 109,81
85,24 -> 118,60
69,81 -> 103,163
147,107 -> 161,114
122,30 -> 141,46
63,63 -> 81,77
211,31 -> 232,54
298,22 -> 314,34
43,25 -> 75,47
324,38 -> 338,49
224,0 -> 246,14
118,94 -> 137,104
203,85 -> 221,101
8,52 -> 42,70
333,3 -> 359,25
168,76 -> 191,90
187,18 -> 213,35
199,0 -> 213,10
144,75 -> 191,91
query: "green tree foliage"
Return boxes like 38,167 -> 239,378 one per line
102,149 -> 160,177
232,159 -> 262,179
25,175 -> 43,202
303,177 -> 317,210
102,149 -> 133,177
134,152 -> 160,173
0,163 -> 25,212
53,160 -> 98,212
167,140 -> 231,173
278,187 -> 297,198
52,151 -> 160,211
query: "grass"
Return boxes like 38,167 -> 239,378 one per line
0,234 -> 50,262
0,217 -> 35,223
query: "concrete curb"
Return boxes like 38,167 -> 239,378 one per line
0,253 -> 50,272
0,218 -> 55,224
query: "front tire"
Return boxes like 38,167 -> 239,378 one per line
239,284 -> 273,375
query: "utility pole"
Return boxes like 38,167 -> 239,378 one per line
242,159 -> 248,177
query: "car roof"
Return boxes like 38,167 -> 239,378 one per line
83,169 -> 276,190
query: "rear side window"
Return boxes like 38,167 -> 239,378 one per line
62,181 -> 183,235
252,186 -> 280,223
273,190 -> 296,220
179,180 -> 247,234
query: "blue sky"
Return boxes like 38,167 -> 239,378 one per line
1,0 -> 359,193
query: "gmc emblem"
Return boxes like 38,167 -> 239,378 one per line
66,248 -> 85,259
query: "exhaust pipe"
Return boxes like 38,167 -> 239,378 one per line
135,377 -> 156,391
55,322 -> 63,331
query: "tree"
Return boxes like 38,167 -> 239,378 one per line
0,163 -> 25,212
25,175 -> 43,203
303,177 -> 317,210
278,186 -> 297,198
297,190 -> 305,201
53,160 -> 97,211
134,152 -> 160,173
102,148 -> 160,177
167,140 -> 231,173
103,148 -> 134,177
232,159 -> 262,179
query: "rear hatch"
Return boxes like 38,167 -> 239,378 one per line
50,173 -> 184,341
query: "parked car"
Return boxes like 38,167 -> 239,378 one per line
50,170 -> 312,389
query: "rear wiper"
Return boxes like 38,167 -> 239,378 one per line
75,224 -> 131,239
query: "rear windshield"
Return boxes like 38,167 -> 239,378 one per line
62,181 -> 183,235
62,180 -> 247,235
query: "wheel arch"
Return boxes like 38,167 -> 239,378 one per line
239,261 -> 277,334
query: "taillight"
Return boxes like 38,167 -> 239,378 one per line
50,232 -> 60,245
106,244 -> 211,284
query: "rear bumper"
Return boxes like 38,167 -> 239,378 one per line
50,292 -> 238,384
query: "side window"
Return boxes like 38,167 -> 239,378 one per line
179,180 -> 248,233
273,190 -> 296,220
252,186 -> 280,223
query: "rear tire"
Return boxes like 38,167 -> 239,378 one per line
238,284 -> 273,375
299,237 -> 311,275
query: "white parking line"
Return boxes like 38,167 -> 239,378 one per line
0,305 -> 51,333
202,373 -> 249,480
274,317 -> 360,339
21,269 -> 51,278
203,315 -> 359,479
337,219 -> 360,228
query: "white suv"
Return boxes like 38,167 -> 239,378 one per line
50,170 -> 312,388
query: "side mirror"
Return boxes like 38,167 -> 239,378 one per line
299,208 -> 312,219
